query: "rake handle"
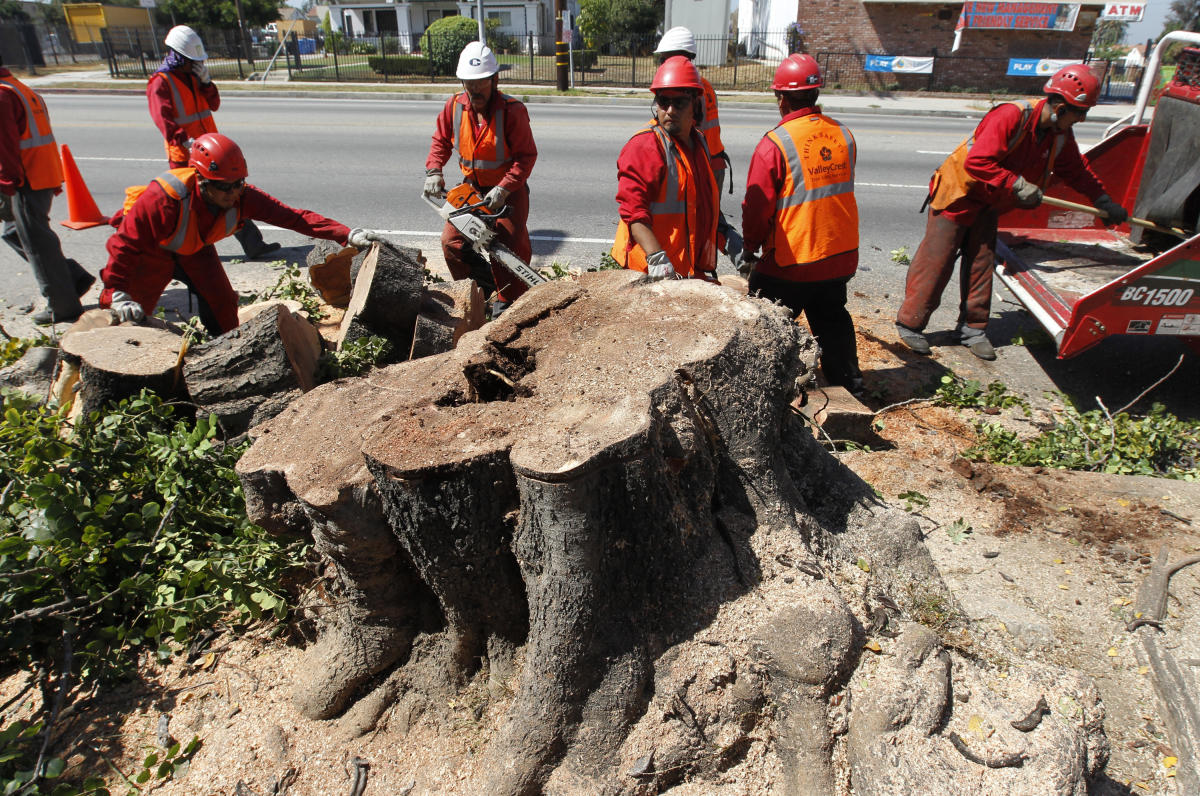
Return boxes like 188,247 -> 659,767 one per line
1041,195 -> 1192,240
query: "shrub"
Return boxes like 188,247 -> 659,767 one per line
421,15 -> 478,76
573,49 -> 598,70
369,54 -> 434,76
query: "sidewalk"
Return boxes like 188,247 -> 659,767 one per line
22,68 -> 1145,124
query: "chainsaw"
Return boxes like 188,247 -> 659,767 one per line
422,183 -> 547,289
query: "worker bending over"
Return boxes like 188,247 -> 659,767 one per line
895,64 -> 1128,360
612,56 -> 719,281
424,42 -> 537,316
100,133 -> 374,335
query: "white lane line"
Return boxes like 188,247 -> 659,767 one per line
916,150 -> 951,155
256,225 -> 612,245
75,157 -> 163,162
859,182 -> 927,189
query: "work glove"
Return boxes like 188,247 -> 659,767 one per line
1094,194 -> 1129,226
192,60 -> 211,85
109,290 -> 144,323
646,250 -> 676,281
722,226 -> 743,266
347,228 -> 381,249
731,249 -> 756,277
423,171 -> 445,198
483,186 -> 510,212
1011,176 -> 1043,209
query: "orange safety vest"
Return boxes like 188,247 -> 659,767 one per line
452,92 -> 520,188
611,122 -> 717,278
0,74 -> 63,191
150,71 -> 218,165
699,77 -> 724,160
763,113 -> 858,270
928,100 -> 1064,213
147,168 -> 241,255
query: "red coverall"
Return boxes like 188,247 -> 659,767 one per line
615,123 -> 716,277
425,91 -> 537,303
100,180 -> 348,334
147,68 -> 220,168
896,99 -> 1107,332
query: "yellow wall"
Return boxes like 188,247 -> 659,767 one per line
63,4 -> 153,44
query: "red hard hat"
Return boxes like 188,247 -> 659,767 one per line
651,55 -> 702,92
771,54 -> 823,91
189,133 -> 248,181
1043,64 -> 1100,109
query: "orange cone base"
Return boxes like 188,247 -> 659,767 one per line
60,219 -> 106,230
59,144 -> 108,230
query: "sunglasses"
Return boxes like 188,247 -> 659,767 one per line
206,179 -> 245,192
655,94 -> 693,111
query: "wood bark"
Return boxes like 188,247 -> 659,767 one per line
58,326 -> 186,417
183,304 -> 321,437
408,279 -> 485,359
306,240 -> 357,307
335,240 -> 424,355
237,270 -> 1109,795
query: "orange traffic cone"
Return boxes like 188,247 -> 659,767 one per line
59,144 -> 107,230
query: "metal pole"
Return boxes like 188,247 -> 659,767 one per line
477,0 -> 486,42
554,0 -> 566,90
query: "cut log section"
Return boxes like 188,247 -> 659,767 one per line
336,241 -> 424,356
59,326 -> 186,417
184,304 -> 322,437
408,278 -> 486,359
306,241 -> 357,307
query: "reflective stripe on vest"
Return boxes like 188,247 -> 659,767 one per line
0,75 -> 63,191
699,79 -> 724,158
157,71 -> 216,131
765,113 -> 858,268
451,93 -> 512,184
153,168 -> 241,255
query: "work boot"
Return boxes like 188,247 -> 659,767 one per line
243,242 -> 282,261
74,271 -> 96,298
958,328 -> 997,361
31,306 -> 82,326
895,323 -> 931,355
489,299 -> 509,319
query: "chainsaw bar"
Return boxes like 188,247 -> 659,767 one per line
490,243 -> 547,288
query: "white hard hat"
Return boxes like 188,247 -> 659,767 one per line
654,26 -> 696,57
456,41 -> 499,80
165,25 -> 206,61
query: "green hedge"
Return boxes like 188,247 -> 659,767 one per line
573,49 -> 598,70
368,54 -> 433,76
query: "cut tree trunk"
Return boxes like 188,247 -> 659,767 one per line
58,325 -> 186,417
237,270 -> 1108,795
336,241 -> 424,356
408,278 -> 486,359
183,303 -> 323,437
306,240 -> 358,308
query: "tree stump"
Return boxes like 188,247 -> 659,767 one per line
237,270 -> 1108,794
408,278 -> 486,359
183,304 -> 322,437
59,326 -> 185,417
336,241 -> 424,356
306,240 -> 357,307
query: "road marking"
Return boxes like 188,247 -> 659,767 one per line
859,182 -> 927,190
75,156 -> 163,162
256,225 -> 612,245
916,150 -> 951,155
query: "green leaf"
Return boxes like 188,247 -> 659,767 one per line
43,757 -> 66,778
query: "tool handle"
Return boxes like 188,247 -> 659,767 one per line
1041,196 -> 1191,240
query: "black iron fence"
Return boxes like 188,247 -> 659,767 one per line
3,20 -> 1144,103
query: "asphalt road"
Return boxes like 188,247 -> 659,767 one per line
3,94 -> 1194,415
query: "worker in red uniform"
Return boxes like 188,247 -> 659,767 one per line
148,25 -> 281,261
653,27 -> 742,262
612,56 -> 719,281
100,133 -> 375,335
895,63 -> 1128,360
738,54 -> 863,396
423,41 -> 537,316
1,59 -> 94,325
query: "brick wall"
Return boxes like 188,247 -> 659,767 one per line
792,2 -> 1101,93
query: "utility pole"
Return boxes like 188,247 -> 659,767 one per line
233,0 -> 250,65
555,0 -> 567,90
477,0 -> 486,42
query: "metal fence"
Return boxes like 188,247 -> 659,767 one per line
4,19 -> 1143,102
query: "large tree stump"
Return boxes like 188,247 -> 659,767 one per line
336,240 -> 424,355
237,270 -> 1108,794
183,304 -> 322,437
59,326 -> 186,417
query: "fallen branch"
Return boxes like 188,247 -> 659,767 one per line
1116,354 -> 1186,415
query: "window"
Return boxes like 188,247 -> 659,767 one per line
487,11 -> 513,26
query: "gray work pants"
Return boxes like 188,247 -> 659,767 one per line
2,186 -> 91,317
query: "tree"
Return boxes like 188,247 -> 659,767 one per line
1090,20 -> 1127,60
158,0 -> 280,28
420,15 -> 476,75
1162,0 -> 1200,33
577,0 -> 662,49
0,0 -> 29,22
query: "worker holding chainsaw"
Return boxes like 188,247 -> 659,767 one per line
147,25 -> 282,262
612,56 -> 719,281
99,133 -> 374,335
895,63 -> 1128,361
737,54 -> 864,397
424,41 -> 538,315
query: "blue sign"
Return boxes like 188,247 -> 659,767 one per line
865,55 -> 896,73
1006,58 -> 1082,76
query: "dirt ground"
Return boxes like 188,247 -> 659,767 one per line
3,305 -> 1199,795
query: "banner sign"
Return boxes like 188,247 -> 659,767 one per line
864,55 -> 936,74
1006,58 -> 1082,76
1100,2 -> 1146,20
956,2 -> 1080,30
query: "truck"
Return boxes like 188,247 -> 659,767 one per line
993,31 -> 1200,359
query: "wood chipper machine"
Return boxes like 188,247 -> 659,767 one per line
993,32 -> 1200,358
